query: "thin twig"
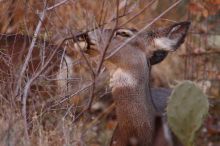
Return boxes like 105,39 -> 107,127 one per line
72,40 -> 96,77
96,0 -> 120,75
119,0 -> 156,27
52,82 -> 94,108
46,0 -> 70,11
98,0 -> 106,27
123,0 -> 128,15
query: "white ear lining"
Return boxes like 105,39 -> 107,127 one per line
168,25 -> 182,37
154,37 -> 178,51
171,25 -> 181,32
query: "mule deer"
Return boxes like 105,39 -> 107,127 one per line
78,21 -> 190,146
0,21 -> 190,145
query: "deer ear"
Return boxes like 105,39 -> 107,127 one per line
154,21 -> 190,51
150,50 -> 168,65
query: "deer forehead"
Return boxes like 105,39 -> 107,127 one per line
110,68 -> 137,89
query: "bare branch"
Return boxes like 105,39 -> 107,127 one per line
21,79 -> 33,146
16,6 -> 47,98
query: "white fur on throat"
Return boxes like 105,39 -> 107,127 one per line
110,68 -> 137,90
154,37 -> 177,51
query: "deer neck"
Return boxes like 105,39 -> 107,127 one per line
110,53 -> 155,146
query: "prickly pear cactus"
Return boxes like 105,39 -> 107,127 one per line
167,81 -> 209,146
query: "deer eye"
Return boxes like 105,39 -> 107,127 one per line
115,29 -> 134,38
116,32 -> 130,37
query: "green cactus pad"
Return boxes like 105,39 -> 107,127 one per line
167,81 -> 209,146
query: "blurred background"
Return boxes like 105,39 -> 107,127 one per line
0,0 -> 219,146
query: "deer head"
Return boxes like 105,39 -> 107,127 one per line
76,21 -> 190,66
